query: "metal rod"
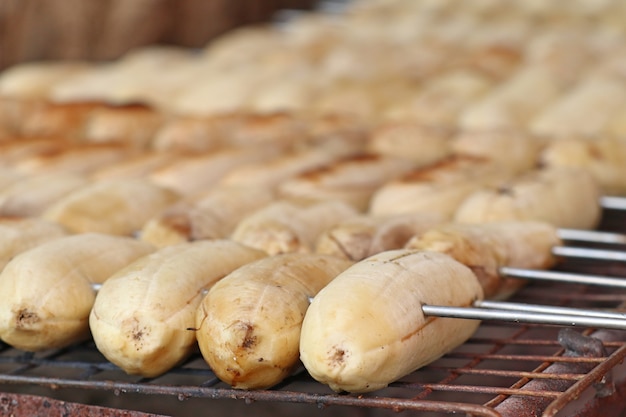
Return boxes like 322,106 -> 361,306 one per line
557,229 -> 626,245
552,246 -> 626,262
474,300 -> 626,320
421,305 -> 626,330
499,267 -> 626,288
600,195 -> 626,211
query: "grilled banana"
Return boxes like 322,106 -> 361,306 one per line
0,218 -> 68,271
300,250 -> 483,393
140,186 -> 275,247
231,199 -> 358,255
454,167 -> 602,229
540,135 -> 626,195
42,179 -> 180,235
0,233 -> 154,351
196,253 -> 352,389
315,212 -> 445,261
90,240 -> 266,377
405,221 -> 561,299
369,156 -> 510,218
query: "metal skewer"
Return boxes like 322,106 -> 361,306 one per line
499,267 -> 626,288
600,195 -> 626,211
556,195 -> 626,245
552,246 -> 626,262
474,300 -> 626,320
557,228 -> 626,245
421,302 -> 626,330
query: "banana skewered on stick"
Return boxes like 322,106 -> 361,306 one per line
90,240 -> 266,377
14,143 -> 137,176
4,101 -> 102,139
0,62 -> 94,100
42,179 -> 180,235
365,122 -> 453,167
81,104 -> 165,149
148,146 -> 283,197
300,250 -> 483,393
140,186 -> 275,248
196,253 -> 353,390
278,154 -> 417,211
231,199 -> 358,255
302,219 -> 619,394
369,155 -> 513,218
315,212 -> 445,261
0,173 -> 89,217
0,169 -> 23,192
450,129 -> 544,176
0,234 -> 155,351
540,135 -> 626,196
404,221 -> 562,299
458,66 -> 565,130
0,218 -> 68,271
381,69 -> 493,126
530,74 -> 626,138
219,142 -> 362,190
0,138 -> 70,167
91,152 -> 177,181
454,166 -> 602,229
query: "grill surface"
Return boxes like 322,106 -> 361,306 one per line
0,212 -> 625,416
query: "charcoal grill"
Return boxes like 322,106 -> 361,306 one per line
1,0 -> 626,414
0,209 -> 624,417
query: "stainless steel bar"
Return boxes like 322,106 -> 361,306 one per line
552,246 -> 626,262
421,305 -> 626,330
600,195 -> 626,211
557,229 -> 626,245
499,267 -> 626,288
474,300 -> 626,320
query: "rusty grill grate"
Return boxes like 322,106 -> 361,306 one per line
0,212 -> 625,416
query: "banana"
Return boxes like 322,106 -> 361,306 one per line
196,253 -> 352,389
454,167 -> 602,229
369,156 -> 510,218
0,173 -> 89,217
451,129 -> 544,176
83,104 -> 164,149
540,135 -> 626,195
458,66 -> 564,130
300,250 -> 483,393
219,143 -> 360,190
231,199 -> 358,255
365,122 -> 453,166
140,186 -> 275,247
278,154 -> 416,211
42,179 -> 180,235
151,115 -> 225,153
315,212 -> 445,261
14,101 -> 101,139
405,221 -> 561,299
381,69 -> 493,125
0,62 -> 93,100
89,240 -> 266,377
530,75 -> 626,138
0,218 -> 68,271
148,146 -> 284,196
14,143 -> 137,176
0,233 -> 154,351
91,152 -> 177,181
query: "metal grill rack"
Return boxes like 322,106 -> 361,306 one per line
0,212 -> 625,417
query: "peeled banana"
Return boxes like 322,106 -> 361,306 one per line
300,250 -> 484,393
